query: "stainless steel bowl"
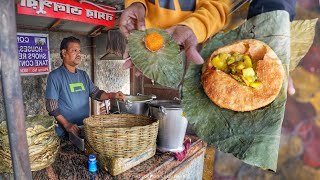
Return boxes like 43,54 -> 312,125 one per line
116,94 -> 156,116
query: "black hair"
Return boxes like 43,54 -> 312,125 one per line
60,36 -> 81,59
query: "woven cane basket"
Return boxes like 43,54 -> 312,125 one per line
0,115 -> 60,173
84,114 -> 159,158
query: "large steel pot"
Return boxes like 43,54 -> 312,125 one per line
148,100 -> 188,152
116,94 -> 156,116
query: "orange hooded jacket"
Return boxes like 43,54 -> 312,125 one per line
125,0 -> 230,43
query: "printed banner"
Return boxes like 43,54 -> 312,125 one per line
17,33 -> 51,75
17,0 -> 116,27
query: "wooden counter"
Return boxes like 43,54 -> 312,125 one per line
1,135 -> 206,179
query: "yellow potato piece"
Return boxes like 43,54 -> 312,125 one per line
243,55 -> 253,68
212,56 -> 227,71
219,53 -> 231,61
236,62 -> 246,70
227,57 -> 236,65
249,81 -> 262,89
246,76 -> 256,83
243,68 -> 255,77
240,75 -> 250,86
212,52 -> 260,89
232,52 -> 244,61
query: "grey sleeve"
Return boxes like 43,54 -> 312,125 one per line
90,86 -> 104,100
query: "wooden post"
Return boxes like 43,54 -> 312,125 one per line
0,1 -> 32,179
90,37 -> 97,115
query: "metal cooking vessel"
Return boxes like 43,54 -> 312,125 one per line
148,100 -> 187,152
116,94 -> 156,116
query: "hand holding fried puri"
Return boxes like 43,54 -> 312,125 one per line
201,39 -> 284,112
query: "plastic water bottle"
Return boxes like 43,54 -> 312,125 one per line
88,154 -> 97,180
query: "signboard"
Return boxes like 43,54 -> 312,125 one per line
17,0 -> 116,27
17,33 -> 51,75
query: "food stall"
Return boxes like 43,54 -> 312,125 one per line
1,0 -> 318,179
0,0 -> 212,179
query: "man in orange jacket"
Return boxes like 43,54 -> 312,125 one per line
120,0 -> 230,68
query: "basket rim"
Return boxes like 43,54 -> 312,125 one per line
84,120 -> 159,130
83,114 -> 159,129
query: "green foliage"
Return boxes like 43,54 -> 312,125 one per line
290,19 -> 318,71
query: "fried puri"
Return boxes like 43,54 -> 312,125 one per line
201,39 -> 284,112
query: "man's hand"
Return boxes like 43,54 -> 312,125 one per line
114,91 -> 126,101
166,25 -> 204,64
120,2 -> 146,72
119,2 -> 146,38
63,121 -> 80,135
122,25 -> 204,72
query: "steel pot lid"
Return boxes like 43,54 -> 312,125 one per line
121,95 -> 153,103
148,100 -> 181,109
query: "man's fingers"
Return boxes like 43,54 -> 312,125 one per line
167,28 -> 185,45
137,15 -> 146,31
119,11 -> 131,38
74,124 -> 80,131
120,26 -> 130,38
166,26 -> 176,36
119,8 -> 140,37
288,76 -> 296,95
119,2 -> 146,37
75,127 -> 80,135
170,31 -> 204,64
122,59 -> 134,69
69,124 -> 80,135
123,47 -> 129,59
74,129 -> 80,135
119,19 -> 129,38
171,34 -> 185,45
116,91 -> 126,101
185,46 -> 204,64
166,26 -> 194,45
134,3 -> 146,31
126,23 -> 136,33
120,22 -> 136,38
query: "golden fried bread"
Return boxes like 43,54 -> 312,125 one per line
201,39 -> 284,112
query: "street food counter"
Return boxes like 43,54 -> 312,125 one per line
1,135 -> 206,179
